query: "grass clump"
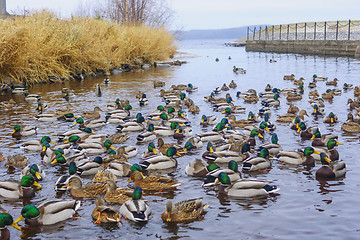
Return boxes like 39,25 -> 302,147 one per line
0,11 -> 177,84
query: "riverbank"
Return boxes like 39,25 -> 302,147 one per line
0,11 -> 177,85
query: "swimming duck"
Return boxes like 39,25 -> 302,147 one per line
262,93 -> 280,107
286,92 -> 302,101
242,148 -> 271,172
233,66 -> 246,74
312,74 -> 327,81
196,131 -> 222,142
21,164 -> 45,181
283,74 -> 295,80
5,154 -> 28,167
325,78 -> 339,86
341,113 -> 360,133
185,159 -> 212,177
161,198 -> 208,223
323,139 -> 342,161
0,213 -> 22,238
58,127 -> 95,142
139,147 -> 179,171
216,172 -> 279,198
343,83 -> 353,90
0,175 -> 42,199
203,143 -> 251,164
74,117 -> 105,129
136,124 -> 156,143
119,187 -> 151,222
21,136 -> 54,151
184,136 -> 203,150
276,147 -> 320,166
321,89 -> 334,100
76,138 -> 115,155
173,125 -> 193,139
24,91 -> 41,102
104,180 -> 132,204
139,94 -> 149,106
115,145 -> 137,158
106,162 -> 132,177
247,129 -> 264,146
323,112 -> 338,123
229,80 -> 237,88
77,156 -> 105,176
221,84 -> 230,91
203,160 -> 241,187
243,121 -> 270,136
154,80 -> 166,88
315,153 -> 346,180
92,196 -> 121,224
95,84 -> 102,97
92,169 -> 117,183
107,132 -> 129,144
66,177 -> 106,198
54,163 -> 82,191
200,115 -> 217,126
186,83 -> 198,92
157,138 -> 181,155
11,125 -> 37,138
129,170 -> 181,191
14,200 -> 81,226
312,104 -> 325,116
310,129 -> 338,147
81,106 -> 101,119
227,115 -> 255,128
142,142 -> 160,159
277,109 -> 308,123
258,133 -> 283,155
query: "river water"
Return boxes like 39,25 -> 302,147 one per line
1,38 -> 360,239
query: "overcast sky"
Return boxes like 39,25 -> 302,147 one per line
6,0 -> 360,30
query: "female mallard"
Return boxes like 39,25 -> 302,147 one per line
185,159 -> 214,177
276,147 -> 320,166
258,133 -> 282,155
315,153 -> 346,180
216,172 -> 279,198
229,80 -> 237,89
74,117 -> 105,129
107,132 -> 129,144
11,125 -> 37,138
21,164 -> 45,181
323,112 -> 338,123
341,113 -> 360,132
136,124 -> 156,143
0,213 -> 22,238
54,163 -> 82,191
92,169 -> 117,183
276,109 -> 308,123
20,136 -> 54,151
161,198 -> 208,223
119,187 -> 151,222
0,175 -> 41,199
129,171 -> 181,191
139,147 -> 179,171
81,106 -> 101,119
242,148 -> 271,172
5,154 -> 28,168
66,176 -> 106,198
202,160 -> 241,187
92,196 -> 121,224
14,200 -> 80,226
227,115 -> 255,128
104,180 -> 132,204
200,115 -> 217,126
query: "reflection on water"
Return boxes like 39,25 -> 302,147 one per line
0,39 -> 359,239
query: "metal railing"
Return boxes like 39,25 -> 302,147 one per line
247,20 -> 360,41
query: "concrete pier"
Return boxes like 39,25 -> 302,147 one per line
246,40 -> 360,57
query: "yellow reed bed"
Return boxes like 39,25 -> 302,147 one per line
0,11 -> 177,84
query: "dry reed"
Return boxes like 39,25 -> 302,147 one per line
0,11 -> 177,84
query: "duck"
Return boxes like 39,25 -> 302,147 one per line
258,133 -> 283,155
21,136 -> 54,151
341,113 -> 360,132
312,104 -> 325,116
107,132 -> 129,144
242,148 -> 272,172
21,164 -> 45,181
119,187 -> 151,222
58,127 -> 95,142
74,138 -> 115,155
139,94 -> 149,106
354,86 -> 360,97
139,147 -> 179,171
203,160 -> 241,187
233,66 -> 246,74
184,136 -> 203,150
14,200 -> 81,226
309,98 -> 325,108
161,198 -> 208,223
315,153 -> 346,180
186,83 -> 198,92
321,89 -> 334,100
157,138 -> 181,155
77,156 -> 105,176
136,124 -> 156,143
310,129 -> 338,147
293,78 -> 304,85
0,175 -> 42,199
117,116 -> 146,132
115,145 -> 137,158
323,112 -> 338,123
343,83 -> 353,90
81,106 -> 101,119
173,125 -> 193,139
188,104 -> 200,113
66,177 -> 107,198
216,172 -> 279,198
227,115 -> 255,128
74,117 -> 105,129
92,196 -> 121,224
200,115 -> 217,126
95,84 -> 102,97
203,143 -> 251,164
286,92 -> 302,101
104,180 -> 132,204
326,78 -> 339,86
185,159 -> 211,177
312,75 -> 327,81
142,142 -> 160,159
154,80 -> 166,88
276,147 -> 320,167
129,170 -> 181,191
54,163 -> 82,191
262,93 -> 280,107
297,122 -> 318,140
277,109 -> 308,123
323,139 -> 342,161
11,125 -> 37,138
24,91 -> 41,102
247,129 -> 264,147
229,80 -> 237,88
0,213 -> 22,238
196,131 -> 222,142
308,81 -> 317,88
5,154 -> 28,167
92,169 -> 117,183
283,74 -> 295,80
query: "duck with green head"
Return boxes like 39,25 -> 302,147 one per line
290,116 -> 301,130
12,124 -> 37,138
74,117 -> 105,129
258,133 -> 282,155
0,212 -> 22,238
323,112 -> 338,124
21,136 -> 54,151
200,115 -> 217,126
203,160 -> 241,187
325,139 -> 342,161
119,187 -> 151,222
0,175 -> 42,199
137,123 -> 156,144
202,143 -> 250,164
14,200 -> 81,226
242,148 -> 272,172
139,146 -> 179,171
142,142 -> 159,158
248,129 -> 263,147
116,114 -> 146,132
21,164 -> 45,181
297,122 -> 318,140
315,153 -> 346,180
311,129 -> 339,148
54,162 -> 83,191
262,93 -> 280,107
216,172 -> 279,198
276,147 -> 320,167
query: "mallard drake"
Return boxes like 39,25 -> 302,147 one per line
21,164 -> 45,181
92,196 -> 121,224
261,93 -> 280,107
54,163 -> 82,191
247,129 -> 264,146
20,136 -> 54,151
81,106 -> 101,119
233,66 -> 246,74
136,124 -> 156,143
343,83 -> 353,90
341,113 -> 360,132
41,143 -> 70,165
77,156 -> 105,176
258,133 -> 282,155
66,177 -> 106,198
322,139 -> 342,161
196,131 -> 222,142
58,127 -> 94,142
323,112 -> 338,123
104,180 -> 132,204
216,172 -> 279,198
203,160 -> 241,187
119,187 -> 151,222
129,170 -> 181,191
277,109 -> 308,123
142,142 -> 160,159
173,125 -> 193,139
116,115 -> 146,132
35,113 -> 61,122
200,115 -> 217,126
203,143 -> 251,164
161,198 -> 208,223
75,138 -> 115,155
14,200 -> 81,226
0,175 -> 41,199
139,147 -> 179,171
313,75 -> 327,81
276,147 -> 320,166
74,117 -> 105,129
24,91 -> 41,102
11,125 -> 37,138
5,154 -> 28,167
310,129 -> 338,147
157,138 -> 181,155
315,153 -> 346,180
186,83 -> 198,92
243,121 -> 270,136
242,148 -> 271,172
321,89 -> 335,100
107,132 -> 129,144
0,213 -> 22,238
183,136 -> 203,151
139,94 -> 149,106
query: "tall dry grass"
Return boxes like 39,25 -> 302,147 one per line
0,11 -> 177,84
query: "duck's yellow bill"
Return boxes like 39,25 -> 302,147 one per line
11,222 -> 21,230
51,159 -> 57,164
33,181 -> 42,189
35,172 -> 41,180
324,156 -> 331,163
152,149 -> 157,154
258,133 -> 264,138
311,135 -> 315,140
313,150 -> 321,154
336,141 -> 343,145
63,140 -> 69,143
14,215 -> 24,224
11,130 -> 15,134
265,127 -> 270,132
110,145 -> 115,150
